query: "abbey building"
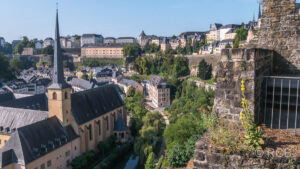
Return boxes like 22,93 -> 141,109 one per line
0,10 -> 129,169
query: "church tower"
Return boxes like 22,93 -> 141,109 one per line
48,9 -> 72,126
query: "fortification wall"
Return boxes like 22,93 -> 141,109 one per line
258,0 -> 300,74
213,48 -> 273,124
194,136 -> 300,169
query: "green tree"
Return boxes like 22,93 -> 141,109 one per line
149,43 -> 160,53
145,152 -> 156,169
0,54 -> 13,82
233,27 -> 248,48
123,44 -> 142,65
9,58 -> 24,76
0,42 -> 12,54
163,118 -> 204,149
172,56 -> 189,77
167,144 -> 189,167
89,71 -> 93,80
225,43 -> 232,48
41,46 -> 54,55
81,74 -> 88,80
127,86 -> 136,97
198,59 -> 212,80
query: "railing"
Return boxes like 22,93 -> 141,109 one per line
262,76 -> 300,133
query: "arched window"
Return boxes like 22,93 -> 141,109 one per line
65,92 -> 68,99
53,92 -> 57,100
89,125 -> 93,141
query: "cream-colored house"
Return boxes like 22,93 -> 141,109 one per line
149,75 -> 170,108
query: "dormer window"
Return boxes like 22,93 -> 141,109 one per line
53,92 -> 57,100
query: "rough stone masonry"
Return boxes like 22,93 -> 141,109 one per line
258,0 -> 300,74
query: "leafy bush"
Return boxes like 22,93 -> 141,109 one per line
155,156 -> 164,169
96,144 -> 131,169
198,59 -> 212,80
167,144 -> 189,167
145,152 -> 156,169
71,150 -> 96,169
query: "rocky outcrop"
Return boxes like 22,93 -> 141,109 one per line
194,136 -> 300,169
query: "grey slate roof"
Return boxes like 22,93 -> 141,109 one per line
71,84 -> 124,125
0,89 -> 15,103
114,116 -> 128,131
69,78 -> 97,90
0,117 -> 78,167
0,94 -> 48,111
0,107 -> 48,134
82,43 -> 124,48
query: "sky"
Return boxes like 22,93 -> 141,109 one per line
0,0 -> 266,42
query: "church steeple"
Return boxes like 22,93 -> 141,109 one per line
48,7 -> 72,127
258,4 -> 262,19
48,8 -> 69,89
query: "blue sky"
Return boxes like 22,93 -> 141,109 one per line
1,0 -> 264,42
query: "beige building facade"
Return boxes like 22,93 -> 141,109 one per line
81,44 -> 124,59
149,76 -> 170,108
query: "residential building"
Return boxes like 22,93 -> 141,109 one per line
149,75 -> 170,108
67,78 -> 98,92
0,37 -> 5,47
21,48 -> 34,55
70,35 -> 81,48
0,11 -> 129,169
150,38 -> 161,46
116,37 -> 137,44
206,23 -> 223,43
219,39 -> 234,49
247,26 -> 255,43
81,34 -> 104,47
138,31 -> 160,48
219,24 -> 241,41
81,43 -> 124,59
224,29 -> 237,40
104,37 -> 116,44
43,37 -> 54,48
112,76 -> 143,94
160,38 -> 171,52
169,38 -> 180,49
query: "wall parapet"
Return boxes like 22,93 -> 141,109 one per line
214,48 -> 273,124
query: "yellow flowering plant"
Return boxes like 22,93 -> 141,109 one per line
240,79 -> 264,150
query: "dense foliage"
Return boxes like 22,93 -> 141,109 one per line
82,58 -> 123,67
133,54 -> 189,78
144,43 -> 160,54
13,37 -> 38,54
163,81 -> 215,167
198,59 -> 212,80
71,150 -> 96,169
95,144 -> 132,169
124,90 -> 165,164
41,46 -> 54,55
123,44 -> 142,65
0,43 -> 12,54
233,27 -> 248,48
145,152 -> 156,169
9,58 -> 24,76
0,54 -> 14,83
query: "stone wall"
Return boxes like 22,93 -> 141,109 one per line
194,136 -> 300,169
258,0 -> 300,74
213,48 -> 273,124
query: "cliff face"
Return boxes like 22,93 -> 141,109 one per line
258,0 -> 300,74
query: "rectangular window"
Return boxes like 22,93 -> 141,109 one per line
41,163 -> 45,169
47,160 -> 52,167
106,118 -> 109,131
65,151 -> 70,157
99,121 -> 101,136
89,125 -> 93,141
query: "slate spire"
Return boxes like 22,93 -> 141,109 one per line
48,7 -> 69,89
258,4 -> 262,19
